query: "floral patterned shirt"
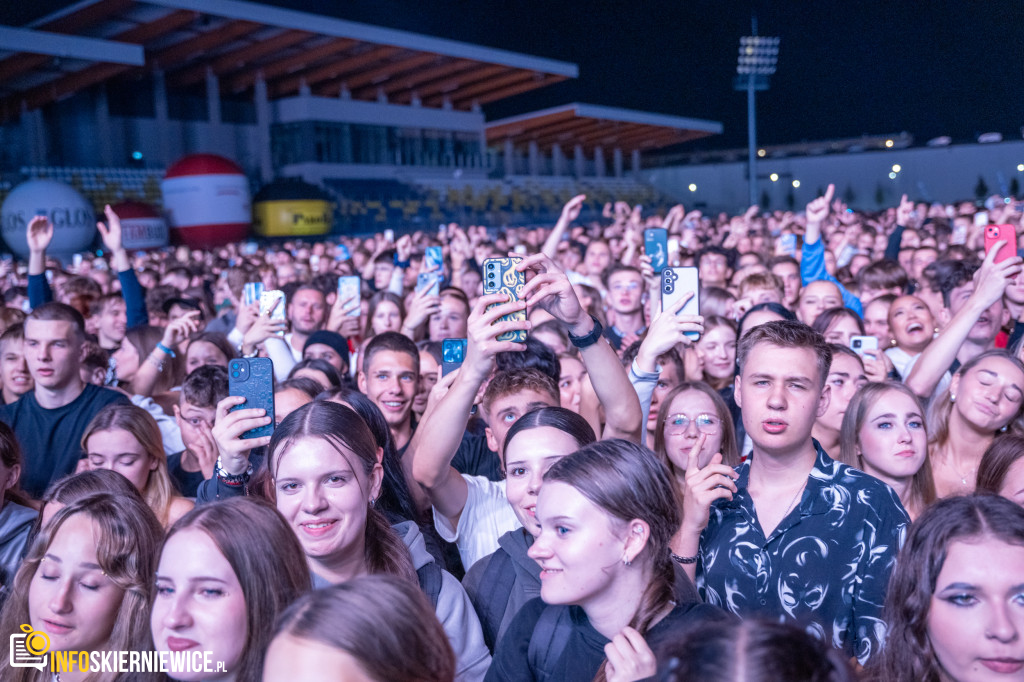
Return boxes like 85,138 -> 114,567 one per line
697,442 -> 909,665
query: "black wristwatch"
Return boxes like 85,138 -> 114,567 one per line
568,315 -> 604,349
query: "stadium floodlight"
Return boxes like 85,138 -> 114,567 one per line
735,27 -> 780,208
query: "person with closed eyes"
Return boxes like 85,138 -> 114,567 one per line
927,351 -> 1024,499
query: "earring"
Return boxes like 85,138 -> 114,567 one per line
950,393 -> 956,403
622,558 -> 632,567
369,498 -> 376,508
1001,424 -> 1009,433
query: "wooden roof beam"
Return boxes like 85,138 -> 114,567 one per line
423,67 -> 525,108
150,20 -> 262,70
270,44 -> 398,98
224,37 -> 357,93
168,29 -> 313,87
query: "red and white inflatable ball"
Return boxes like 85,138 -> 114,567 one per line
110,201 -> 168,250
0,179 -> 95,259
161,154 -> 251,248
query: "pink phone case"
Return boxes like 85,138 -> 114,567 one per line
985,224 -> 1017,263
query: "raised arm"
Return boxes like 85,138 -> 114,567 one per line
26,215 -> 54,308
905,245 -> 1021,397
517,252 -> 644,441
541,194 -> 585,260
409,293 -> 528,524
98,205 -> 148,327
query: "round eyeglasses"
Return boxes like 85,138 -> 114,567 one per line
666,413 -> 720,435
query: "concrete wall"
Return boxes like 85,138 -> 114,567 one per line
643,141 -> 1024,213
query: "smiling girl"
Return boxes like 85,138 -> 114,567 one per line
486,439 -> 727,682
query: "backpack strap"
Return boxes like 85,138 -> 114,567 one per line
416,561 -> 443,610
476,547 -> 517,651
527,605 -> 574,682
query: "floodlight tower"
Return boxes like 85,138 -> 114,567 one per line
735,21 -> 779,207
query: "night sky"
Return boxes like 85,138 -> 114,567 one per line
4,0 -> 1022,151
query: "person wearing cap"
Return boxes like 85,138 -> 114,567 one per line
303,330 -> 350,377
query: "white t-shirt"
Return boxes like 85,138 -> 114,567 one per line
434,474 -> 521,570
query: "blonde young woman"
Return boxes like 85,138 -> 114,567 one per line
839,382 -> 935,520
82,403 -> 194,526
926,350 -> 1024,498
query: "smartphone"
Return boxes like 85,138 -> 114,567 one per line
337,276 -> 361,317
780,233 -> 797,258
951,222 -> 968,246
425,246 -> 444,271
260,290 -> 286,336
228,357 -> 275,439
644,228 -> 669,273
441,338 -> 467,376
383,228 -> 395,243
335,244 -> 351,262
482,257 -> 526,343
242,282 -> 264,307
72,253 -> 83,270
850,335 -> 879,358
985,224 -> 1017,264
661,267 -> 700,339
513,244 -> 528,256
974,211 -> 990,229
417,272 -> 441,297
309,254 -> 321,272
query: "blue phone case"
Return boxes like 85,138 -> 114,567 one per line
228,357 -> 275,439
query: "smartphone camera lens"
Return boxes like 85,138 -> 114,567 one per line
852,339 -> 861,348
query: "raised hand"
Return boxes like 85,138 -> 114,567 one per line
635,293 -> 704,372
26,215 -> 54,253
896,193 -> 914,227
806,183 -> 835,227
96,204 -> 124,254
161,310 -> 203,350
211,396 -> 272,475
517,253 -> 588,331
681,434 -> 738,534
462,292 -> 529,383
559,194 -> 586,226
242,311 -> 287,355
972,239 -> 1023,309
604,627 -> 656,682
402,287 -> 441,333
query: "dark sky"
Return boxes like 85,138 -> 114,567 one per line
5,0 -> 1023,151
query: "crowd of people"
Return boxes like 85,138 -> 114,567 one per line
0,183 -> 1023,681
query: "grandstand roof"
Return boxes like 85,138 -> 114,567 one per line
485,103 -> 723,154
0,0 -> 578,122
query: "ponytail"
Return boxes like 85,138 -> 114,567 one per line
364,503 -> 418,585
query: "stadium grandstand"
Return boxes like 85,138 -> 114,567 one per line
0,0 -> 722,232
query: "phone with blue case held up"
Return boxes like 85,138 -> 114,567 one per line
425,245 -> 444,271
644,228 -> 669,273
441,338 -> 467,376
417,272 -> 441,297
482,257 -> 526,343
661,266 -> 700,339
228,357 -> 275,439
337,276 -> 361,317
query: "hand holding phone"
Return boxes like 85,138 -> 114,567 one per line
661,267 -> 700,339
227,358 -> 275,439
984,224 -> 1017,264
482,257 -> 526,343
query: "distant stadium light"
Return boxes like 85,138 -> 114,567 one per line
735,23 -> 780,208
131,151 -> 143,161
769,173 -> 779,182
1018,164 -> 1024,172
978,132 -> 1003,143
892,164 -> 901,173
889,172 -> 897,179
927,136 -> 952,147
884,139 -> 894,148
688,183 -> 697,192
792,180 -> 800,188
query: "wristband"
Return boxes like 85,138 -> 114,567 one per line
393,253 -> 411,268
156,342 -> 176,357
671,552 -> 698,565
215,456 -> 253,486
567,315 -> 603,349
